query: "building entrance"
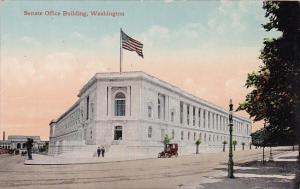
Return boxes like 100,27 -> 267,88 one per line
114,126 -> 122,140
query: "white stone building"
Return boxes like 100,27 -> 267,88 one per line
0,135 -> 47,152
48,71 -> 252,156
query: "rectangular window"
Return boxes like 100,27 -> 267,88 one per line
158,98 -> 161,119
216,115 -> 218,130
180,102 -> 183,124
212,113 -> 214,129
148,126 -> 152,138
148,106 -> 152,118
208,112 -> 210,128
198,109 -> 201,127
193,107 -> 195,126
86,96 -> 89,120
203,110 -> 206,128
187,105 -> 190,125
171,111 -> 174,122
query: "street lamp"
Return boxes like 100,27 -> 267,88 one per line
228,99 -> 234,178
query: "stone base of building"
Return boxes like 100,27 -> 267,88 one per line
48,141 -> 231,159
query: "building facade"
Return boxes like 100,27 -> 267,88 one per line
48,71 -> 252,156
0,135 -> 47,152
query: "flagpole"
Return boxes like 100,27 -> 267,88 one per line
120,28 -> 123,73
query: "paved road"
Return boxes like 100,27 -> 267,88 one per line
0,148 -> 291,189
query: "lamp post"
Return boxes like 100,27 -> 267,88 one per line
228,99 -> 234,178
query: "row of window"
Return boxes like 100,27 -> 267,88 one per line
55,109 -> 80,134
145,97 -> 249,136
179,102 -> 249,135
147,126 -> 249,144
113,91 -> 249,136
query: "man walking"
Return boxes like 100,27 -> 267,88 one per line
97,147 -> 101,158
101,146 -> 105,157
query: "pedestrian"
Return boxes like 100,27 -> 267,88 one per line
97,147 -> 101,158
101,146 -> 105,157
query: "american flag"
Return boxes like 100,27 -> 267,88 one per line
121,30 -> 144,58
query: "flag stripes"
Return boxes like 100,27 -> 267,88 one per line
121,30 -> 144,58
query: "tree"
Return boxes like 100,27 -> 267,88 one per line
222,141 -> 227,152
195,139 -> 201,154
237,2 -> 300,188
232,140 -> 237,151
241,142 -> 245,150
163,134 -> 170,150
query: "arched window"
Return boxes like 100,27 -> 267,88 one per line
199,133 -> 202,140
148,126 -> 152,138
115,92 -> 125,116
114,126 -> 122,140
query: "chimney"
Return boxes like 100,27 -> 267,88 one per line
2,131 -> 5,141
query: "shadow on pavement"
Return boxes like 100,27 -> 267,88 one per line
200,155 -> 297,189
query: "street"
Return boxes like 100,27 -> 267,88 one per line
0,147 -> 295,189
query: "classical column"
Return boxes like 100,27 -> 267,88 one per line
200,108 -> 204,129
188,105 -> 192,126
127,86 -> 131,117
195,107 -> 199,127
107,86 -> 111,117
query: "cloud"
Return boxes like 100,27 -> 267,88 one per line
79,60 -> 108,82
43,52 -> 77,79
98,33 -> 119,49
1,57 -> 37,86
140,25 -> 170,47
20,36 -> 41,46
70,32 -> 91,43
174,23 -> 204,39
164,0 -> 173,3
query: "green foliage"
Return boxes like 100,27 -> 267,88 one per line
233,140 -> 237,146
222,141 -> 227,145
241,142 -> 245,146
163,134 -> 170,145
195,139 -> 201,146
237,1 -> 300,146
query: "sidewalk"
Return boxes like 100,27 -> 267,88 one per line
194,150 -> 298,189
24,153 -> 157,165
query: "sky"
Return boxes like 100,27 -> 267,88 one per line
0,0 -> 281,141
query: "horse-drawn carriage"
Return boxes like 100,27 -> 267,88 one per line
158,143 -> 178,158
